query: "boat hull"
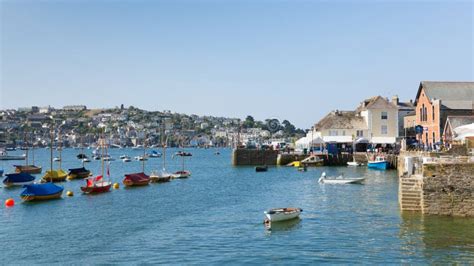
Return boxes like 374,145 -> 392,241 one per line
264,208 -> 302,222
367,161 -> 389,170
15,165 -> 42,174
171,171 -> 191,179
123,180 -> 150,187
150,175 -> 171,183
21,191 -> 63,202
81,183 -> 112,194
319,178 -> 365,184
347,162 -> 362,167
67,171 -> 91,180
3,180 -> 35,187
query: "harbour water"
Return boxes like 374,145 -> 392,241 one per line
1,148 -> 473,264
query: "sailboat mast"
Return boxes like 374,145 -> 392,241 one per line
101,132 -> 104,177
50,126 -> 53,182
58,131 -> 62,170
24,133 -> 29,166
81,136 -> 84,167
31,135 -> 35,165
142,135 -> 146,173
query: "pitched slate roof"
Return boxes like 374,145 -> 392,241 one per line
445,116 -> 474,130
314,111 -> 367,131
415,81 -> 474,109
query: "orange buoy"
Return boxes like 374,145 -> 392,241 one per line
5,198 -> 15,207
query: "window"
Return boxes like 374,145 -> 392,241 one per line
433,132 -> 436,143
432,106 -> 435,121
329,130 -> 338,136
381,125 -> 388,135
419,108 -> 422,121
422,104 -> 425,121
342,130 -> 346,136
381,111 -> 388,120
356,130 -> 363,137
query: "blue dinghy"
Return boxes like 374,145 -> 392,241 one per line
367,156 -> 389,170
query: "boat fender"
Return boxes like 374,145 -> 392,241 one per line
67,191 -> 74,197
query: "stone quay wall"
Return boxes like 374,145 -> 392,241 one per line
422,162 -> 474,217
232,149 -> 279,166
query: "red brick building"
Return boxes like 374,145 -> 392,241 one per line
414,81 -> 474,147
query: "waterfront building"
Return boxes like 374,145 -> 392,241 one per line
414,81 -> 474,147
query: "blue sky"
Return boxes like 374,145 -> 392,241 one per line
1,0 -> 472,128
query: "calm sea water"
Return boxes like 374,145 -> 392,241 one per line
1,148 -> 473,264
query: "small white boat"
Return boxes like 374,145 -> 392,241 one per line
264,207 -> 302,222
171,170 -> 191,179
135,156 -> 148,161
122,156 -> 131,162
150,169 -> 172,183
53,157 -> 61,162
347,161 -> 363,166
318,172 -> 365,184
119,155 -> 127,159
82,158 -> 91,163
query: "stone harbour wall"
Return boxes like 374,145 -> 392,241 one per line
422,163 -> 474,217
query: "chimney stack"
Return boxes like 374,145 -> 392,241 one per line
392,95 -> 399,106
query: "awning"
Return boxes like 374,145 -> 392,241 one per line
371,137 -> 396,144
322,136 -> 353,143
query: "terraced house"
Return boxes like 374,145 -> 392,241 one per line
414,81 -> 474,147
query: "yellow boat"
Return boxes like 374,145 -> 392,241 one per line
287,161 -> 301,167
41,169 -> 68,183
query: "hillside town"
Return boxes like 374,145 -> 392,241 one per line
0,105 -> 304,149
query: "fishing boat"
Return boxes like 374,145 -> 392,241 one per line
255,165 -> 268,172
150,135 -> 172,183
318,172 -> 365,184
301,155 -> 324,166
81,135 -> 112,193
20,182 -> 63,202
367,156 -> 389,170
3,173 -> 35,187
264,208 -> 303,222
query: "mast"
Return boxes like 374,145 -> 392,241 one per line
24,133 -> 29,166
101,131 -> 104,177
58,130 -> 62,170
31,134 -> 35,165
81,136 -> 84,167
50,125 -> 53,182
142,134 -> 146,173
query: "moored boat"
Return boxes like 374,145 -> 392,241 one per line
14,165 -> 42,174
150,170 -> 171,183
67,167 -> 91,180
318,172 -> 365,184
81,175 -> 111,194
301,155 -> 324,166
3,173 -> 35,187
367,156 -> 389,170
264,208 -> 303,222
347,161 -> 363,167
42,169 -> 68,182
171,170 -> 191,179
255,165 -> 268,172
20,182 -> 63,202
0,149 -> 26,161
123,172 -> 150,187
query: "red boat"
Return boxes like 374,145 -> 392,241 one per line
81,175 -> 112,194
123,172 -> 150,187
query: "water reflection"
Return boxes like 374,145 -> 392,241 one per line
400,212 -> 474,262
265,218 -> 302,233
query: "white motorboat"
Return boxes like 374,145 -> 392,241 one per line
53,157 -> 61,162
171,170 -> 191,179
122,156 -> 131,162
347,161 -> 363,166
135,156 -> 148,161
82,158 -> 91,163
318,172 -> 365,184
119,155 -> 127,159
264,208 -> 302,222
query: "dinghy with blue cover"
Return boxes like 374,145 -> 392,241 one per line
20,183 -> 63,202
3,173 -> 35,187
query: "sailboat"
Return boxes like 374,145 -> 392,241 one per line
171,139 -> 191,179
150,135 -> 172,183
14,137 -> 42,174
20,126 -> 63,202
123,137 -> 150,187
81,135 -> 112,193
68,137 -> 92,180
41,129 -> 67,182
